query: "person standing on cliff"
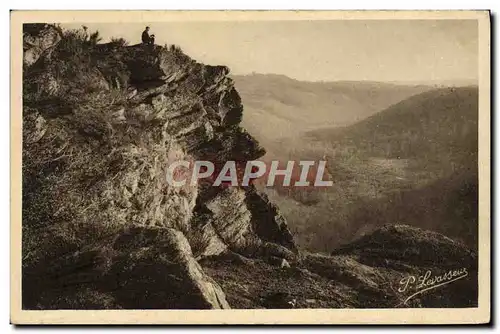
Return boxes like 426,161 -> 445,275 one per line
141,26 -> 151,44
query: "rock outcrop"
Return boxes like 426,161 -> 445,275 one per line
22,25 -> 296,309
202,225 -> 477,308
23,227 -> 229,309
23,24 -> 62,67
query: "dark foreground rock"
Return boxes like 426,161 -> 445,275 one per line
24,226 -> 229,309
202,225 -> 477,308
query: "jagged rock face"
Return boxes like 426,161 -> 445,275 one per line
22,29 -> 297,309
23,24 -> 62,67
113,44 -> 296,258
189,185 -> 297,260
110,227 -> 230,309
245,186 -> 297,253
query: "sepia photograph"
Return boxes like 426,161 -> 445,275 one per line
10,10 -> 490,324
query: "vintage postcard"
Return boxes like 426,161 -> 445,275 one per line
11,10 -> 490,324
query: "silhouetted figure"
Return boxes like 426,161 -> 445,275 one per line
149,34 -> 155,45
142,26 -> 151,44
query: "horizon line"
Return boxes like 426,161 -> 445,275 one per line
229,72 -> 478,86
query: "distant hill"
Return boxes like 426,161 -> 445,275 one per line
263,86 -> 479,252
308,86 -> 478,168
232,74 -> 431,145
328,88 -> 479,249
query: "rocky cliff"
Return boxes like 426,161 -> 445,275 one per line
22,24 -> 477,310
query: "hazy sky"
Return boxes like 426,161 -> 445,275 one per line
63,20 -> 478,83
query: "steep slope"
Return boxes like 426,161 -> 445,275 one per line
308,87 -> 478,168
307,87 -> 479,248
342,169 -> 478,249
22,24 -> 478,310
262,87 -> 478,252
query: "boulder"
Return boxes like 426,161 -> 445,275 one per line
110,227 -> 230,309
23,110 -> 47,144
23,227 -> 231,309
267,256 -> 291,268
23,24 -> 62,67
